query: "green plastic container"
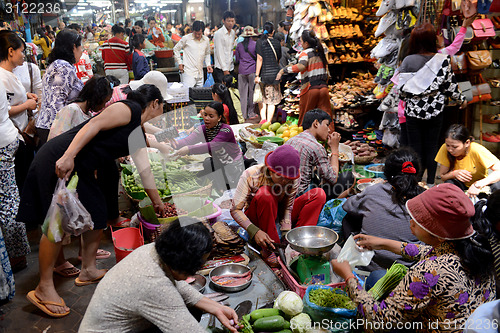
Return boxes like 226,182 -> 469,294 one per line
256,136 -> 284,145
353,164 -> 375,179
294,255 -> 331,285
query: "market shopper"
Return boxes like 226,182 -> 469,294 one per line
436,124 -> 500,197
222,75 -> 245,123
342,148 -> 424,272
285,109 -> 353,200
173,20 -> 213,88
212,83 -> 239,125
147,16 -> 166,48
0,31 -> 39,191
398,23 -> 466,187
235,26 -> 259,120
49,75 -> 114,139
213,11 -> 236,83
101,24 -> 131,85
21,84 -> 167,317
255,22 -> 282,124
130,34 -> 150,81
0,80 -> 17,301
79,218 -> 239,332
276,30 -> 331,127
231,145 -> 326,263
33,28 -> 52,60
36,29 -> 84,147
331,183 -> 496,331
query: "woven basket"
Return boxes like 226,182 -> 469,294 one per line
239,124 -> 264,149
354,153 -> 378,165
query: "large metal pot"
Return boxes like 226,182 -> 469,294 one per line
285,226 -> 339,256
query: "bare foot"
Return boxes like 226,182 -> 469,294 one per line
34,285 -> 70,314
78,267 -> 107,282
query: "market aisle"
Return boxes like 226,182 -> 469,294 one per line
0,229 -> 115,332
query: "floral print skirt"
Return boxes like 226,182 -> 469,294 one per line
0,139 -> 30,258
262,84 -> 282,106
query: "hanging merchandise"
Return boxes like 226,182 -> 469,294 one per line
476,0 -> 493,13
461,0 -> 478,17
471,18 -> 495,40
396,7 -> 418,30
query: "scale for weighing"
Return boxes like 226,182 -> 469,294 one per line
285,226 -> 339,285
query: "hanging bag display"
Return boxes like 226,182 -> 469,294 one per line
470,74 -> 492,103
477,0 -> 493,13
471,19 -> 495,40
458,81 -> 473,101
466,50 -> 492,70
450,52 -> 468,73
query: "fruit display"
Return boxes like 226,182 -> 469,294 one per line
240,122 -> 304,146
343,140 -> 377,163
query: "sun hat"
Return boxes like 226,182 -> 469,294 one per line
376,0 -> 396,16
264,145 -> 301,180
241,26 -> 260,38
375,11 -> 398,37
129,71 -> 173,101
406,183 -> 475,240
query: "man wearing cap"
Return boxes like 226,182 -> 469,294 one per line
213,11 -> 236,83
331,183 -> 496,331
174,21 -> 213,88
230,145 -> 326,265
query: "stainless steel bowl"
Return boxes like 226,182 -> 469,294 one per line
190,274 -> 207,293
285,226 -> 339,256
209,263 -> 253,293
357,182 -> 374,192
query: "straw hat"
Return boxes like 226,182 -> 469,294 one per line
241,26 -> 260,38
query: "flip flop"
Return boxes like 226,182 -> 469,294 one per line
74,270 -> 108,286
54,261 -> 81,278
26,290 -> 70,318
77,249 -> 111,261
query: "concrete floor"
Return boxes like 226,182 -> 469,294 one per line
0,228 -> 116,333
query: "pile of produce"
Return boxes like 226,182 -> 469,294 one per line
329,74 -> 378,110
239,122 -> 304,146
121,158 -> 209,200
308,288 -> 356,310
343,140 -> 377,160
239,309 -> 293,333
162,202 -> 188,218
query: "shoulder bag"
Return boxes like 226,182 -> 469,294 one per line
466,50 -> 492,70
450,52 -> 468,74
472,19 -> 495,41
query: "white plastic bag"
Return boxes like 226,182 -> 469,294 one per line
42,177 -> 94,243
253,83 -> 263,104
337,235 -> 375,269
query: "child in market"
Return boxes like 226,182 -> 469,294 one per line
222,75 -> 245,123
212,83 -> 240,125
331,183 -> 496,331
130,33 -> 150,81
435,124 -> 500,197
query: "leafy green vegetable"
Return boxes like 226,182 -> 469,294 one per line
308,288 -> 356,310
368,262 -> 408,300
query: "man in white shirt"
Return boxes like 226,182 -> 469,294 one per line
174,21 -> 213,88
213,11 -> 236,83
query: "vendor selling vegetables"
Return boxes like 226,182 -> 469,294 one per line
331,184 -> 496,331
230,145 -> 326,266
169,101 -> 245,190
79,218 -> 239,332
18,85 -> 169,318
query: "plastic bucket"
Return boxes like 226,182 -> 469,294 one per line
111,224 -> 144,263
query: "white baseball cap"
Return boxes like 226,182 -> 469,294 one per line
376,0 -> 395,16
375,11 -> 398,37
129,71 -> 174,101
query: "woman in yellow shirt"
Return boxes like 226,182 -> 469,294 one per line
435,124 -> 500,197
33,28 -> 52,59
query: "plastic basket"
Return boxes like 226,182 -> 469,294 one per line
364,163 -> 385,179
277,256 -> 345,298
111,224 -> 144,263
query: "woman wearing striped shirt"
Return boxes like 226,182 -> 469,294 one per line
277,30 -> 331,126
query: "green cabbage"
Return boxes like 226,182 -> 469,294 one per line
274,291 -> 304,317
290,313 -> 312,333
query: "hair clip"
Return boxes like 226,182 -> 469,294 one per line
110,82 -> 114,89
263,30 -> 269,34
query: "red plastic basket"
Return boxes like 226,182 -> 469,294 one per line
111,224 -> 144,263
278,257 -> 345,298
